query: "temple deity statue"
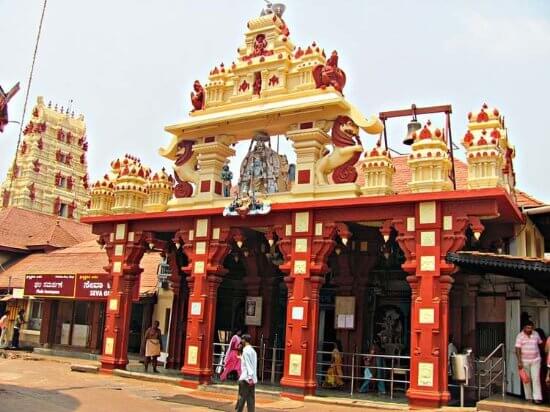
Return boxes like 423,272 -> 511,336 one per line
237,131 -> 290,196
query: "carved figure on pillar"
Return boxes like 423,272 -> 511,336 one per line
315,116 -> 363,184
173,140 -> 199,198
190,80 -> 205,111
253,72 -> 262,95
313,51 -> 346,93
220,162 -> 233,197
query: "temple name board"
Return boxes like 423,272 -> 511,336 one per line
24,274 -> 112,300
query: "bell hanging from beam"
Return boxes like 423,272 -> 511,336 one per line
403,116 -> 421,145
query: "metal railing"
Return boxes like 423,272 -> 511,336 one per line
212,339 -> 285,385
316,349 -> 411,399
476,343 -> 506,400
448,343 -> 506,401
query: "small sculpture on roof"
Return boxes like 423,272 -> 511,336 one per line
260,1 -> 286,18
190,80 -> 205,112
313,51 -> 346,94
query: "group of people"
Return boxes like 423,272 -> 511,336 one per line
322,339 -> 387,396
0,309 -> 26,349
515,321 -> 550,404
217,330 -> 258,412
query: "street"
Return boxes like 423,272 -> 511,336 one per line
0,352 -> 399,412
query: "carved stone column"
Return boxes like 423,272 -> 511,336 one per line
166,236 -> 189,369
180,219 -> 230,387
242,248 -> 263,345
99,226 -> 148,371
463,276 -> 480,351
390,202 -> 469,408
278,213 -> 337,400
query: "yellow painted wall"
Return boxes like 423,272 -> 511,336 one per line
152,288 -> 174,336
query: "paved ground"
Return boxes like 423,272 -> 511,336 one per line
0,351 -> 403,412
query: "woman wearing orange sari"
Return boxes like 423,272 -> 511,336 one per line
323,342 -> 344,388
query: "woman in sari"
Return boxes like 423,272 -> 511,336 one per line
323,341 -> 344,388
220,329 -> 242,381
143,320 -> 162,373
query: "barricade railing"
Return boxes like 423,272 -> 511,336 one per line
316,349 -> 411,399
212,341 -> 285,385
448,343 -> 506,401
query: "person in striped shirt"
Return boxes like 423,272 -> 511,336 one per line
515,321 -> 543,404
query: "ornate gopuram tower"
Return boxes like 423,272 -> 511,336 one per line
1,96 -> 90,219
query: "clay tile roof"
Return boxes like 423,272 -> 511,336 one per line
515,189 -> 545,208
355,155 -> 469,192
0,239 -> 162,297
0,207 -> 95,251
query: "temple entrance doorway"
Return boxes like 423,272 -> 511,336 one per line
213,229 -> 288,385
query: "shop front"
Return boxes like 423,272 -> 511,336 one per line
24,273 -> 112,353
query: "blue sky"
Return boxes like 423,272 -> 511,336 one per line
2,0 -> 550,201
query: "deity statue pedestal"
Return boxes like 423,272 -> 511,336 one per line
287,126 -> 330,197
314,182 -> 361,199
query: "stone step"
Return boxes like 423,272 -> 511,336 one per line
477,397 -> 548,412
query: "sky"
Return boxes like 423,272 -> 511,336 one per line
1,0 -> 550,202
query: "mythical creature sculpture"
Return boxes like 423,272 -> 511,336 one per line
0,83 -> 20,133
190,80 -> 205,112
315,115 -> 363,184
173,140 -> 199,198
312,51 -> 346,94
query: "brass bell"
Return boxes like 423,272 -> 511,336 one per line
403,117 -> 421,145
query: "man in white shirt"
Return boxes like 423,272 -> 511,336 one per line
0,310 -> 10,348
236,334 -> 257,412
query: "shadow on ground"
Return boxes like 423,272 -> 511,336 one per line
159,393 -> 283,412
0,383 -> 81,412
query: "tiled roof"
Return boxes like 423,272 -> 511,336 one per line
515,190 -> 545,208
355,155 -> 469,192
0,240 -> 161,297
0,207 -> 95,251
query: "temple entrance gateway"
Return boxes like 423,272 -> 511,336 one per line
83,3 -> 526,409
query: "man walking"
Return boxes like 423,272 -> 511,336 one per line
0,310 -> 9,348
515,321 -> 543,404
235,334 -> 257,412
11,309 -> 25,349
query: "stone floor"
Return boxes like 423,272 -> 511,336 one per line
0,351 -> 409,412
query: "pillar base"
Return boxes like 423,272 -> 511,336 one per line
181,367 -> 213,386
99,356 -> 128,372
407,388 -> 450,409
280,377 -> 317,400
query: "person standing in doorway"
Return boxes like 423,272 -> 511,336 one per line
11,309 -> 25,349
515,321 -> 543,404
0,310 -> 10,348
143,320 -> 162,373
235,334 -> 257,412
221,329 -> 242,381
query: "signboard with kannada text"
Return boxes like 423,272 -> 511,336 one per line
24,274 -> 112,300
75,274 -> 111,300
24,274 -> 75,298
